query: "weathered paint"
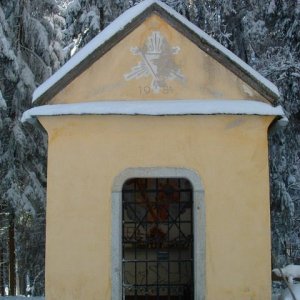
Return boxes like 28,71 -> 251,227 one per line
49,14 -> 267,104
39,114 -> 274,300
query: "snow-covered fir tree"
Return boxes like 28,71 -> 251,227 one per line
0,0 -> 65,295
62,0 -> 153,58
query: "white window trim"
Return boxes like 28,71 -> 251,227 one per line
111,167 -> 205,300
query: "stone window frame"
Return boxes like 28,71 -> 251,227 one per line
111,167 -> 205,300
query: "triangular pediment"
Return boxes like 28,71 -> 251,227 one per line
33,0 -> 279,106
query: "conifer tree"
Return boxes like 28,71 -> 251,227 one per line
0,0 -> 65,295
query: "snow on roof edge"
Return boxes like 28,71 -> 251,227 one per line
32,0 -> 279,103
22,100 -> 285,123
32,0 -> 157,103
156,1 -> 279,98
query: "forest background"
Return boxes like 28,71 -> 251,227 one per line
0,0 -> 299,296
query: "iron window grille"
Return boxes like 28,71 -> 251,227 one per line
122,178 -> 194,299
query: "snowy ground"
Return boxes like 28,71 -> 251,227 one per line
272,284 -> 300,300
2,284 -> 300,300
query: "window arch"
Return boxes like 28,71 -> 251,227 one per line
111,168 -> 205,300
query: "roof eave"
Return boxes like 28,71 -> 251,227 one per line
23,100 -> 285,123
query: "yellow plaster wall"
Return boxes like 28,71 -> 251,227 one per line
40,114 -> 274,300
49,14 -> 267,104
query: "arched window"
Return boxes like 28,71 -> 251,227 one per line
112,168 -> 205,300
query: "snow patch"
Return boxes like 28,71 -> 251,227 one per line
0,90 -> 7,109
32,0 -> 279,103
278,284 -> 300,300
268,0 -> 276,14
22,100 -> 285,123
273,265 -> 300,284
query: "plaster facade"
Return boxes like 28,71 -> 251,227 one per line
40,114 -> 274,300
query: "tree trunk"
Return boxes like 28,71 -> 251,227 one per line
8,216 -> 16,296
0,246 -> 5,296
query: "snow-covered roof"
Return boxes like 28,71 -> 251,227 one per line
22,100 -> 285,123
32,0 -> 279,105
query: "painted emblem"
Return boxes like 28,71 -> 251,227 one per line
124,31 -> 185,93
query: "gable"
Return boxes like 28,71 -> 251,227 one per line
33,1 -> 279,106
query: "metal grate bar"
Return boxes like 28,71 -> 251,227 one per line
122,178 -> 193,299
